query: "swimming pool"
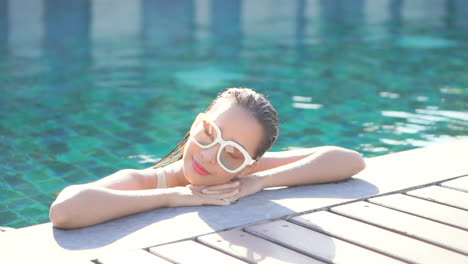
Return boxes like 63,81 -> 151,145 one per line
1,0 -> 467,228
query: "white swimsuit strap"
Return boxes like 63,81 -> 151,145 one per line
156,169 -> 167,189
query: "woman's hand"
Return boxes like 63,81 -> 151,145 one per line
200,175 -> 264,203
167,185 -> 238,207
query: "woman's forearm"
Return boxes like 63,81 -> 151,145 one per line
49,185 -> 172,229
256,147 -> 366,188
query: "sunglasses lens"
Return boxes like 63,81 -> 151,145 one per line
219,145 -> 246,171
192,119 -> 247,172
192,120 -> 217,146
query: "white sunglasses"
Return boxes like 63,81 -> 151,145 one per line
190,113 -> 256,173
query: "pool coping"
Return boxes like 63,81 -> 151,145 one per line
1,139 -> 467,263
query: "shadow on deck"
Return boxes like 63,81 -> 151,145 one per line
1,140 -> 467,263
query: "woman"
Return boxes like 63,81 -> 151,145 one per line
50,87 -> 365,229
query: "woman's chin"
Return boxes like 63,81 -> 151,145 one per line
183,167 -> 204,186
186,173 -> 216,186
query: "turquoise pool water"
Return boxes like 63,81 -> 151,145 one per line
1,0 -> 467,228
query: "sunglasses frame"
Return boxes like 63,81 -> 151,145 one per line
190,113 -> 256,174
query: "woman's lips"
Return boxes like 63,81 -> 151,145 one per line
192,158 -> 210,175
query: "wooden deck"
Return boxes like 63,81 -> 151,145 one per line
96,176 -> 468,264
1,140 -> 468,264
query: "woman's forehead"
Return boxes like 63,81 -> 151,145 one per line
206,103 -> 250,125
206,104 -> 262,155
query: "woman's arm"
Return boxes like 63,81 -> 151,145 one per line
50,184 -> 172,229
255,146 -> 366,188
50,169 -> 234,229
202,146 -> 366,200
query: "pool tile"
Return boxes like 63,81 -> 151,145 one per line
58,150 -> 90,163
63,169 -> 93,183
0,187 -> 19,200
0,210 -> 19,224
5,197 -> 37,211
45,141 -> 70,154
86,165 -> 117,177
18,205 -> 47,218
29,193 -> 56,207
36,178 -> 68,195
24,167 -> 54,182
42,160 -> 77,174
5,217 -> 36,228
15,180 -> 42,194
72,124 -> 103,137
2,173 -> 28,187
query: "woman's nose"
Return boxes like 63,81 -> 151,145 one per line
200,144 -> 219,163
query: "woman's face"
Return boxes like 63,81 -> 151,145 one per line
182,102 -> 263,186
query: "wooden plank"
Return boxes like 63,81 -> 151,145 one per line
407,185 -> 468,210
245,220 -> 403,264
369,193 -> 468,230
291,211 -> 468,264
97,249 -> 171,264
149,240 -> 247,264
331,201 -> 468,255
198,229 -> 324,264
441,176 -> 468,192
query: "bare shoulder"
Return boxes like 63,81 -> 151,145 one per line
91,168 -> 158,190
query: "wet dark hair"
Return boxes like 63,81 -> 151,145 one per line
151,87 -> 279,169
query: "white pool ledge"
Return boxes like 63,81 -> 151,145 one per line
1,139 -> 467,264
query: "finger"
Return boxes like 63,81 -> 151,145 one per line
204,180 -> 239,191
216,189 -> 239,199
202,187 -> 238,195
201,188 -> 239,199
188,184 -> 207,191
202,182 -> 239,194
